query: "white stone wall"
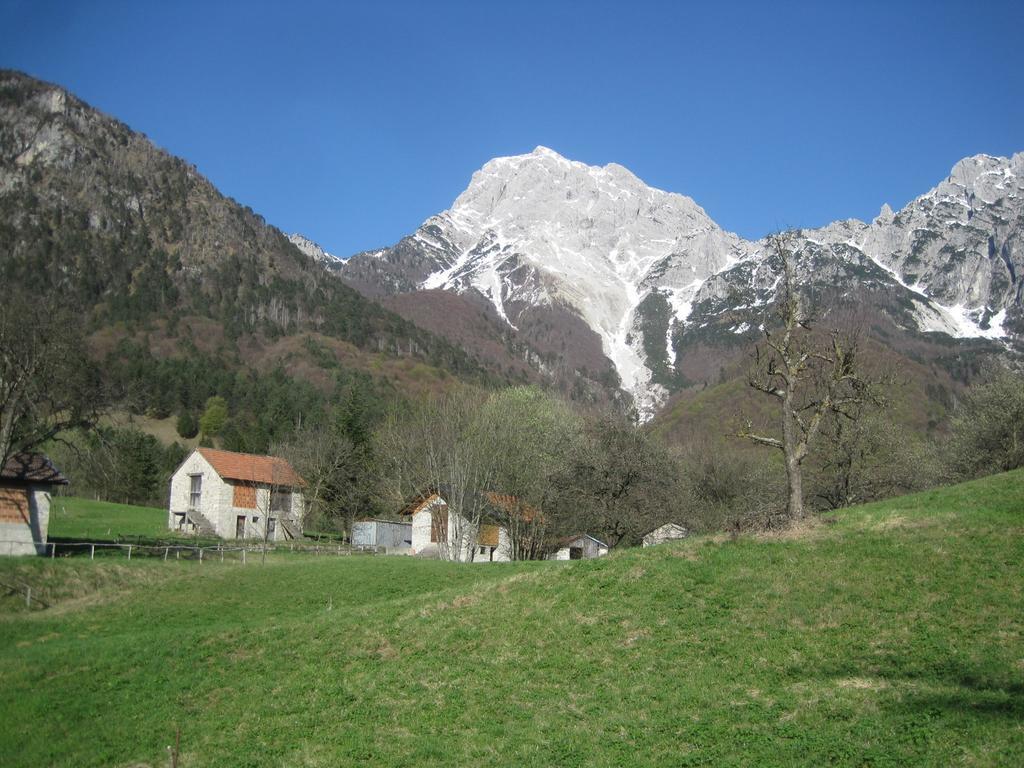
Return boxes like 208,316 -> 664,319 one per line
167,451 -> 222,533
410,502 -> 441,556
492,526 -> 512,562
0,488 -> 50,556
408,497 -> 514,563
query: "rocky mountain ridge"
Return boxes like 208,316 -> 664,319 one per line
287,232 -> 342,265
339,147 -> 1023,415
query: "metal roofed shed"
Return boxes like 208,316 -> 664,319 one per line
351,519 -> 413,552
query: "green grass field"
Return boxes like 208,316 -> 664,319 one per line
47,496 -> 170,540
2,471 -> 1022,766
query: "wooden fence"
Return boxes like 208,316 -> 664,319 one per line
1,540 -> 384,609
1,539 -> 383,561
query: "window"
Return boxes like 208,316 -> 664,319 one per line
189,475 -> 202,509
271,489 -> 291,513
268,518 -> 276,535
479,546 -> 487,555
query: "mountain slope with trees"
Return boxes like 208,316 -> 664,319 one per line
0,69 -> 508,453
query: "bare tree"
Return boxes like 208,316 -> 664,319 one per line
250,460 -> 294,565
0,290 -> 103,468
947,362 -> 1024,479
377,389 -> 499,562
738,233 -> 885,523
550,409 -> 684,547
273,423 -> 355,533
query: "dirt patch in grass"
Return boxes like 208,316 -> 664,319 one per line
835,677 -> 890,691
753,516 -> 835,542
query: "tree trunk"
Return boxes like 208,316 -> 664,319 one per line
785,452 -> 804,521
782,389 -> 805,521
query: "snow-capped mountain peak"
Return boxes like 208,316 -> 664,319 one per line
339,149 -> 1023,417
406,147 -> 750,414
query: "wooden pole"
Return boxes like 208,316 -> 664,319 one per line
90,544 -> 95,560
127,544 -> 132,561
164,546 -> 169,561
25,586 -> 31,608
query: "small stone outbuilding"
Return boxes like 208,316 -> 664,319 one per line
0,453 -> 68,556
548,533 -> 608,560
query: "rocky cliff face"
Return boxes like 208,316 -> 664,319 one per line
287,233 -> 342,265
341,147 -> 1023,416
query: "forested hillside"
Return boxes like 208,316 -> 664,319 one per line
0,69 -> 512,452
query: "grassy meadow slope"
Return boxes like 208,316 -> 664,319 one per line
47,496 -> 169,540
1,471 -> 1022,766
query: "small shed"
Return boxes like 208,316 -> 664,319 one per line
548,533 -> 608,560
642,523 -> 689,547
0,453 -> 68,556
351,519 -> 413,551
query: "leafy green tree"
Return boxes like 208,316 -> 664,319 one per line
199,396 -> 229,441
478,386 -> 581,558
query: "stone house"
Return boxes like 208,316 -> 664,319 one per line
0,453 -> 68,556
403,490 -> 513,562
167,448 -> 305,541
548,533 -> 609,560
641,522 -> 689,547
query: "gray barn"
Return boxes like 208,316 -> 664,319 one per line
351,519 -> 413,551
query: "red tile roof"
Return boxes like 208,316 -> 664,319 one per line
197,448 -> 305,488
484,492 -> 541,523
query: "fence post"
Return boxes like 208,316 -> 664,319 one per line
127,545 -> 132,561
164,546 -> 169,561
220,548 -> 224,563
50,542 -> 55,559
199,547 -> 203,564
242,548 -> 246,565
25,586 -> 31,608
90,544 -> 95,560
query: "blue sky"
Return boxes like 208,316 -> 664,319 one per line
2,0 -> 1021,256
